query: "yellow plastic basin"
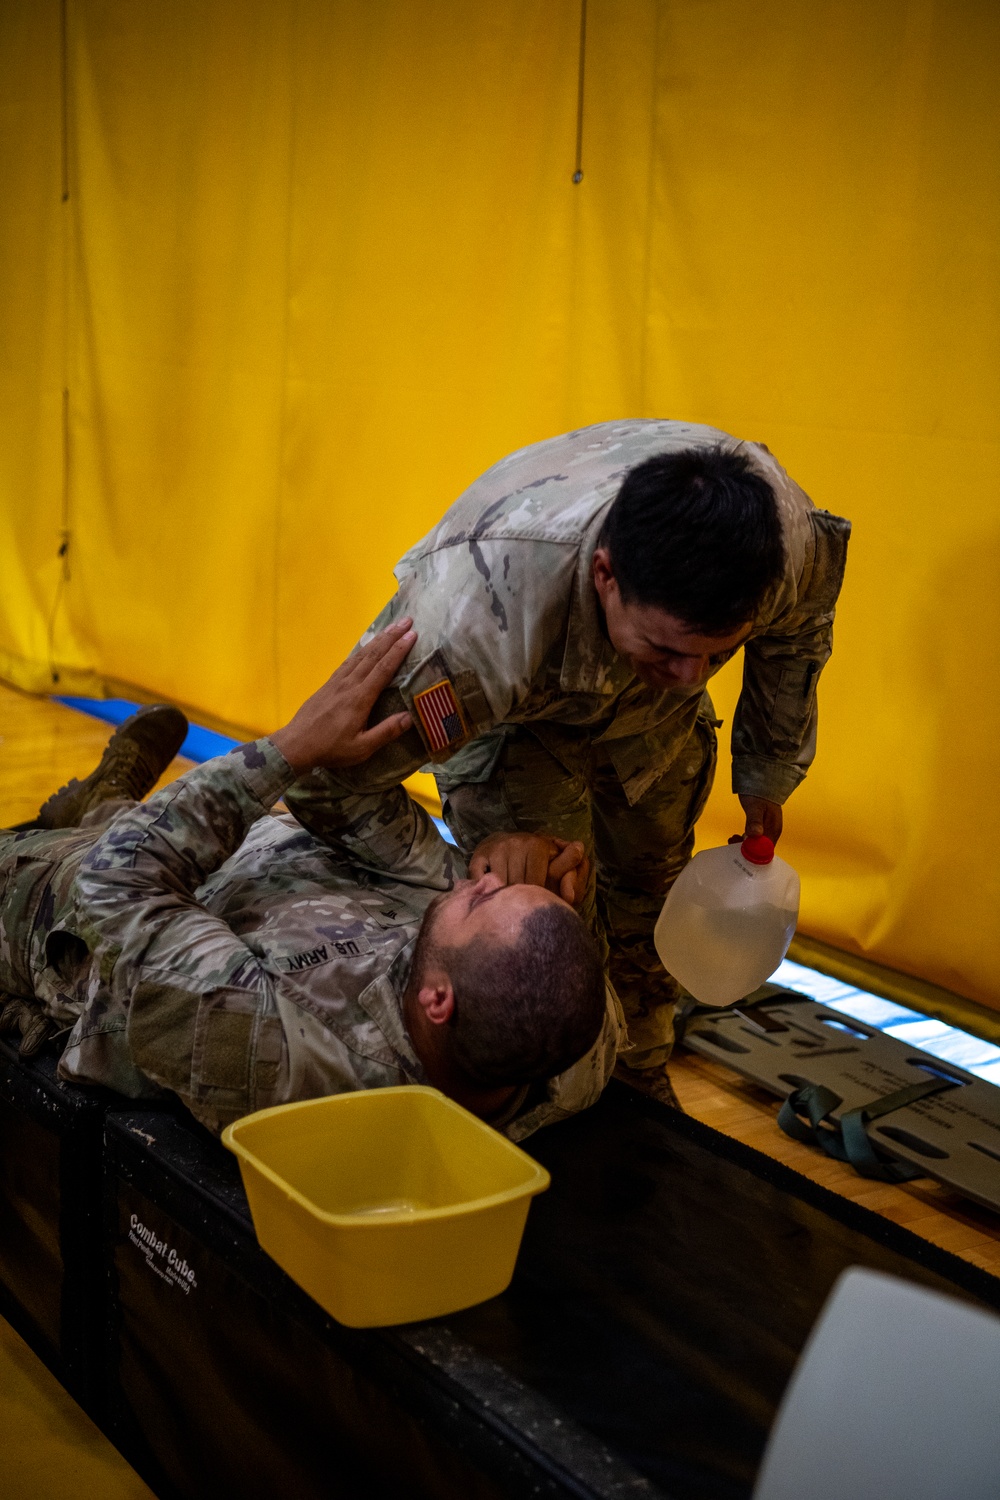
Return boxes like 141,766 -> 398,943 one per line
222,1087 -> 550,1328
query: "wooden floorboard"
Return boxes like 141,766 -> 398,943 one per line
4,680 -> 1000,1277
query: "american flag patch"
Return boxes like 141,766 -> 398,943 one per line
413,678 -> 468,753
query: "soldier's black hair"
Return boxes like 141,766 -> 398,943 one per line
601,444 -> 785,633
430,903 -> 606,1088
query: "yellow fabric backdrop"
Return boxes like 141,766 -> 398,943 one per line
1,1 -> 998,1007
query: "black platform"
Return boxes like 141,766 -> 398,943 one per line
98,1082 -> 1000,1500
0,1035 -> 118,1410
3,1030 -> 1000,1499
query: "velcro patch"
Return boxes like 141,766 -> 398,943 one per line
200,1011 -> 254,1091
412,678 -> 468,754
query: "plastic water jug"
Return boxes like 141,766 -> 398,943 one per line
653,835 -> 800,1007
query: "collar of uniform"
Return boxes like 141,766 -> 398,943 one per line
357,941 -> 428,1084
558,502 -> 632,697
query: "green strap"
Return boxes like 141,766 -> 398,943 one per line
777,1077 -> 956,1182
778,1083 -> 850,1161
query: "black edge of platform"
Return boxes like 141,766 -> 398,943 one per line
0,1275 -> 65,1382
618,1082 -> 1000,1313
103,1108 -> 667,1500
0,1038 -> 112,1412
5,1038 -> 995,1500
100,1079 -> 1000,1500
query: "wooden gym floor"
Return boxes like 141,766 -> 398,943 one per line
1,679 -> 999,1492
0,1316 -> 154,1500
668,1048 -> 1000,1274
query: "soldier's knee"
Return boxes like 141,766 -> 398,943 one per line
438,782 -> 511,855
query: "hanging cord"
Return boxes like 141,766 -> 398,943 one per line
49,0 -> 72,684
572,0 -> 587,183
46,388 -> 71,686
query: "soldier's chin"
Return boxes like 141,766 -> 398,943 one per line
632,662 -> 677,689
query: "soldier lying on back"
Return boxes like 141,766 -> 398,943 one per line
0,624 -> 617,1138
283,423 -> 850,1096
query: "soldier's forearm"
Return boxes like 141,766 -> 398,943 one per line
732,738 -> 811,801
290,781 -> 463,890
75,740 -> 295,942
731,617 -> 831,800
283,723 -> 428,838
731,504 -> 850,801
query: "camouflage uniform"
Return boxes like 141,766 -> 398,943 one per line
286,420 -> 850,1067
0,741 -> 621,1137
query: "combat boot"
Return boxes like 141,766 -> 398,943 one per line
613,1061 -> 683,1111
36,705 -> 189,829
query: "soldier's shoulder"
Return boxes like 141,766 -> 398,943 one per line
403,420 -> 723,566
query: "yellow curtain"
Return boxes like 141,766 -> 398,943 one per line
0,3 -> 66,683
1,1 -> 998,1008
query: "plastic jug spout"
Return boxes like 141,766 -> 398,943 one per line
740,835 -> 774,865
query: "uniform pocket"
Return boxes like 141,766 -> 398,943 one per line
767,662 -> 820,756
805,509 -> 852,613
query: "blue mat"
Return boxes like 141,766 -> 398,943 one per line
56,696 -> 239,764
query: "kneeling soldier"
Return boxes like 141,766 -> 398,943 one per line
284,421 -> 851,1088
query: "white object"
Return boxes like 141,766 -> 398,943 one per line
754,1267 -> 1000,1500
653,836 -> 799,1006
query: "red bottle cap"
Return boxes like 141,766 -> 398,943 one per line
741,835 -> 775,865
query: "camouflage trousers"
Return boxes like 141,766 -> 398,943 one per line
0,806 -> 126,1021
436,712 -> 718,1071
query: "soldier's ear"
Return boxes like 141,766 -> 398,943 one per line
592,547 -> 617,601
416,978 -> 455,1027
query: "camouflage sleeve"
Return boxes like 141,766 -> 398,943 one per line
72,740 -> 296,1131
286,538 -> 571,838
732,509 -> 852,804
283,593 -> 463,842
291,779 -> 466,891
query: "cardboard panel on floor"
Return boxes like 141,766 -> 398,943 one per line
684,996 -> 1000,1208
0,1035 -> 112,1406
102,1083 -> 1000,1500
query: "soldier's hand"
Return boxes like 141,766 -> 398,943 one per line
271,621 -> 416,772
545,837 -> 591,907
468,832 -> 590,908
735,795 -> 783,845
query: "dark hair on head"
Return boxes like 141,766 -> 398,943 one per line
435,903 -> 606,1088
601,444 -> 785,633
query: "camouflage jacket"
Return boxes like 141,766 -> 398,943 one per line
39,742 -> 620,1137
285,420 -> 850,839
